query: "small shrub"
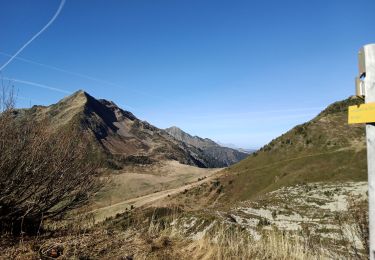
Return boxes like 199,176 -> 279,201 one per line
257,217 -> 271,227
0,86 -> 102,235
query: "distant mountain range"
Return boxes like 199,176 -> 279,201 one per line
215,142 -> 256,154
15,90 -> 248,169
165,126 -> 249,167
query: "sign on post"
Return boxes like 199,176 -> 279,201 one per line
350,44 -> 375,259
348,103 -> 375,124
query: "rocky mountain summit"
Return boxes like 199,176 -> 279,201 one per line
16,90 -> 248,169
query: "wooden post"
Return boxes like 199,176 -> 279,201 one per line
358,44 -> 375,259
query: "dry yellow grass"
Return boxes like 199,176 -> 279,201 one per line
0,206 -> 365,259
87,160 -> 220,222
145,219 -> 334,260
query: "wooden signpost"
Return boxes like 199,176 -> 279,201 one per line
349,44 -> 375,259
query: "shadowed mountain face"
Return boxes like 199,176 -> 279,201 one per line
212,97 -> 367,204
165,126 -> 249,167
17,90 -> 246,169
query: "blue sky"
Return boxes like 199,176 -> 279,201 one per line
0,0 -> 374,148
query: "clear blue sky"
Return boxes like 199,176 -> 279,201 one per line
0,0 -> 374,148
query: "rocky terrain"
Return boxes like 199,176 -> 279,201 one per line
225,182 -> 367,245
15,90 -> 248,169
1,94 -> 370,259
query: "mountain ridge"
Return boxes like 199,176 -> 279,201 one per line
165,126 -> 249,167
217,96 -> 366,203
16,90 -> 248,169
178,96 -> 367,208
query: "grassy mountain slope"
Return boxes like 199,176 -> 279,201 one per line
217,97 -> 367,203
165,126 -> 248,167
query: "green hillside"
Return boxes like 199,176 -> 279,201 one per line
218,97 -> 367,204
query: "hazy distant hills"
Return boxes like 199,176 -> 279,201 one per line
215,97 -> 367,204
236,148 -> 256,154
16,90 -> 248,169
216,141 -> 256,154
165,126 -> 249,167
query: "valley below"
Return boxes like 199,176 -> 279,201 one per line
0,91 -> 370,259
95,164 -> 368,250
2,164 -> 367,259
88,160 -> 222,223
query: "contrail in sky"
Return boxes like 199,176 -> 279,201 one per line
2,77 -> 72,94
0,51 -> 106,83
2,76 -> 137,110
0,51 -> 165,100
0,0 -> 66,71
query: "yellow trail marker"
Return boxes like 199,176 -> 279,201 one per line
348,102 -> 375,124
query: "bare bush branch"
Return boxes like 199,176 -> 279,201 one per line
0,84 -> 102,234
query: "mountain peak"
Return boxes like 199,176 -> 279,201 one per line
167,126 -> 182,130
75,89 -> 87,95
164,126 -> 185,134
70,89 -> 91,98
165,126 -> 218,148
317,96 -> 363,118
58,89 -> 92,106
19,90 -> 249,169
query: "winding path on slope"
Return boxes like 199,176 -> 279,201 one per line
89,147 -> 360,223
89,168 -> 222,223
